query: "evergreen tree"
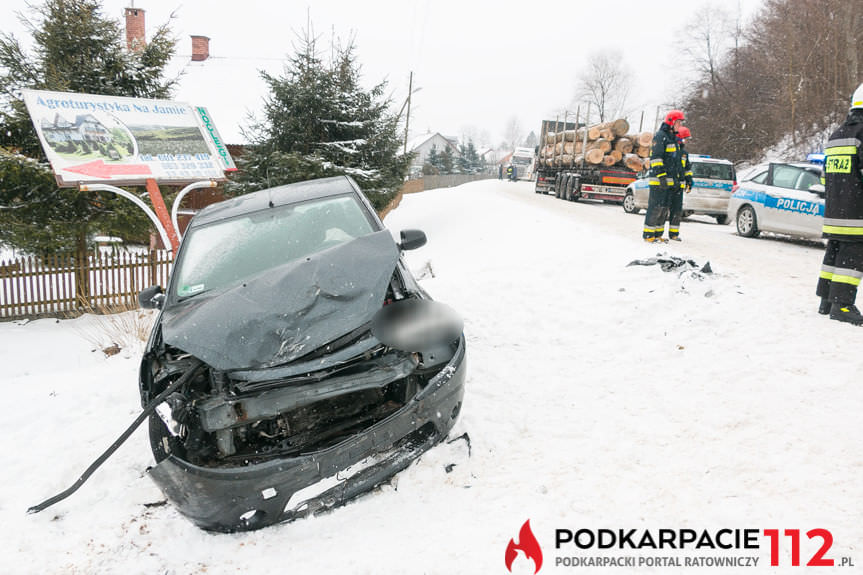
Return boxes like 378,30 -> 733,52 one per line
429,144 -> 446,173
441,146 -> 455,175
423,144 -> 440,175
464,141 -> 480,173
455,141 -> 483,174
228,32 -> 411,212
427,144 -> 439,170
0,0 -> 177,254
456,143 -> 470,174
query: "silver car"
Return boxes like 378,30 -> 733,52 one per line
622,155 -> 737,224
726,162 -> 824,239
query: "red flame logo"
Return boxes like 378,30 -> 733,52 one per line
505,519 -> 543,573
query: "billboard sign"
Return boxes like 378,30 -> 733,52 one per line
21,89 -> 237,186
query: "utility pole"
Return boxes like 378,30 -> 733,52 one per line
403,71 -> 413,155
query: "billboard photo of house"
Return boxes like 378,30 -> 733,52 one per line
40,112 -> 135,161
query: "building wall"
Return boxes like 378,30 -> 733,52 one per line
411,134 -> 456,168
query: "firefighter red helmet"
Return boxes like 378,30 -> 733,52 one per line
677,126 -> 691,139
665,109 -> 685,125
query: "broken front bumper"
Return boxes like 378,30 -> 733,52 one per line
147,335 -> 466,532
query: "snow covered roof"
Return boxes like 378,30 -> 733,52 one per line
401,132 -> 457,155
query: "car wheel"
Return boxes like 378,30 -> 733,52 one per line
736,205 -> 760,237
623,191 -> 639,214
715,214 -> 728,225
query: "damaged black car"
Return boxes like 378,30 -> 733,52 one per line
136,176 -> 466,532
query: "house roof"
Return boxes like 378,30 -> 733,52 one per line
401,132 -> 457,155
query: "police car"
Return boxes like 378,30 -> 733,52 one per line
726,162 -> 824,239
622,155 -> 737,224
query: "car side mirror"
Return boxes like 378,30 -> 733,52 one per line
138,285 -> 165,309
809,183 -> 825,195
399,229 -> 427,251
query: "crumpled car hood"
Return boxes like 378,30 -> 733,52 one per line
161,230 -> 399,371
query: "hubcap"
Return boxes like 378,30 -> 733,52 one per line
738,208 -> 753,234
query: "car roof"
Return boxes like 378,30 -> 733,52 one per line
688,154 -> 733,165
189,176 -> 363,228
751,161 -> 821,171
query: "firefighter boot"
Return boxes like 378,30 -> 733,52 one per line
829,303 -> 863,325
818,297 -> 832,315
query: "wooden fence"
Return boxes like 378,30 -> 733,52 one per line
0,250 -> 173,320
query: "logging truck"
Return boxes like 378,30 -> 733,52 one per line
534,118 -> 652,204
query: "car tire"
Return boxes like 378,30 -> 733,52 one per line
715,214 -> 728,225
736,205 -> 760,237
623,191 -> 639,214
554,176 -> 562,198
559,175 -> 569,200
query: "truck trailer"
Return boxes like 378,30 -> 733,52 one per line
534,118 -> 651,204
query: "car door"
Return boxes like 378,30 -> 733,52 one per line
763,164 -> 823,237
734,167 -> 772,228
782,168 -> 824,237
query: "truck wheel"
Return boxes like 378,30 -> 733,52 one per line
715,214 -> 728,225
736,205 -> 760,237
569,176 -> 580,201
553,176 -> 561,198
622,191 -> 639,214
561,175 -> 571,200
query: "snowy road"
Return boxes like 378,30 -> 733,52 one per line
1,179 -> 860,574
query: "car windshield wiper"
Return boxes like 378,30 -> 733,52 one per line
177,288 -> 211,302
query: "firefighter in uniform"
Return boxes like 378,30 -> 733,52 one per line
643,110 -> 684,242
816,82 -> 863,324
667,126 -> 693,241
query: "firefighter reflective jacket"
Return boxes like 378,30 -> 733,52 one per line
823,110 -> 863,241
649,122 -> 678,189
675,145 -> 693,190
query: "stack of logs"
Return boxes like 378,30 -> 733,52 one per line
540,118 -> 653,172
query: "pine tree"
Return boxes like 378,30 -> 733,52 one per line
0,0 -> 177,254
441,146 -> 455,175
456,143 -> 469,174
464,141 -> 480,174
426,144 -> 439,168
228,32 -> 411,212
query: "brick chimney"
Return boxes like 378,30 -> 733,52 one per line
191,35 -> 210,61
124,7 -> 146,51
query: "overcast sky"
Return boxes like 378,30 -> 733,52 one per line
2,0 -> 765,147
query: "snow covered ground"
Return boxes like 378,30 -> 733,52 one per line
1,179 -> 860,574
